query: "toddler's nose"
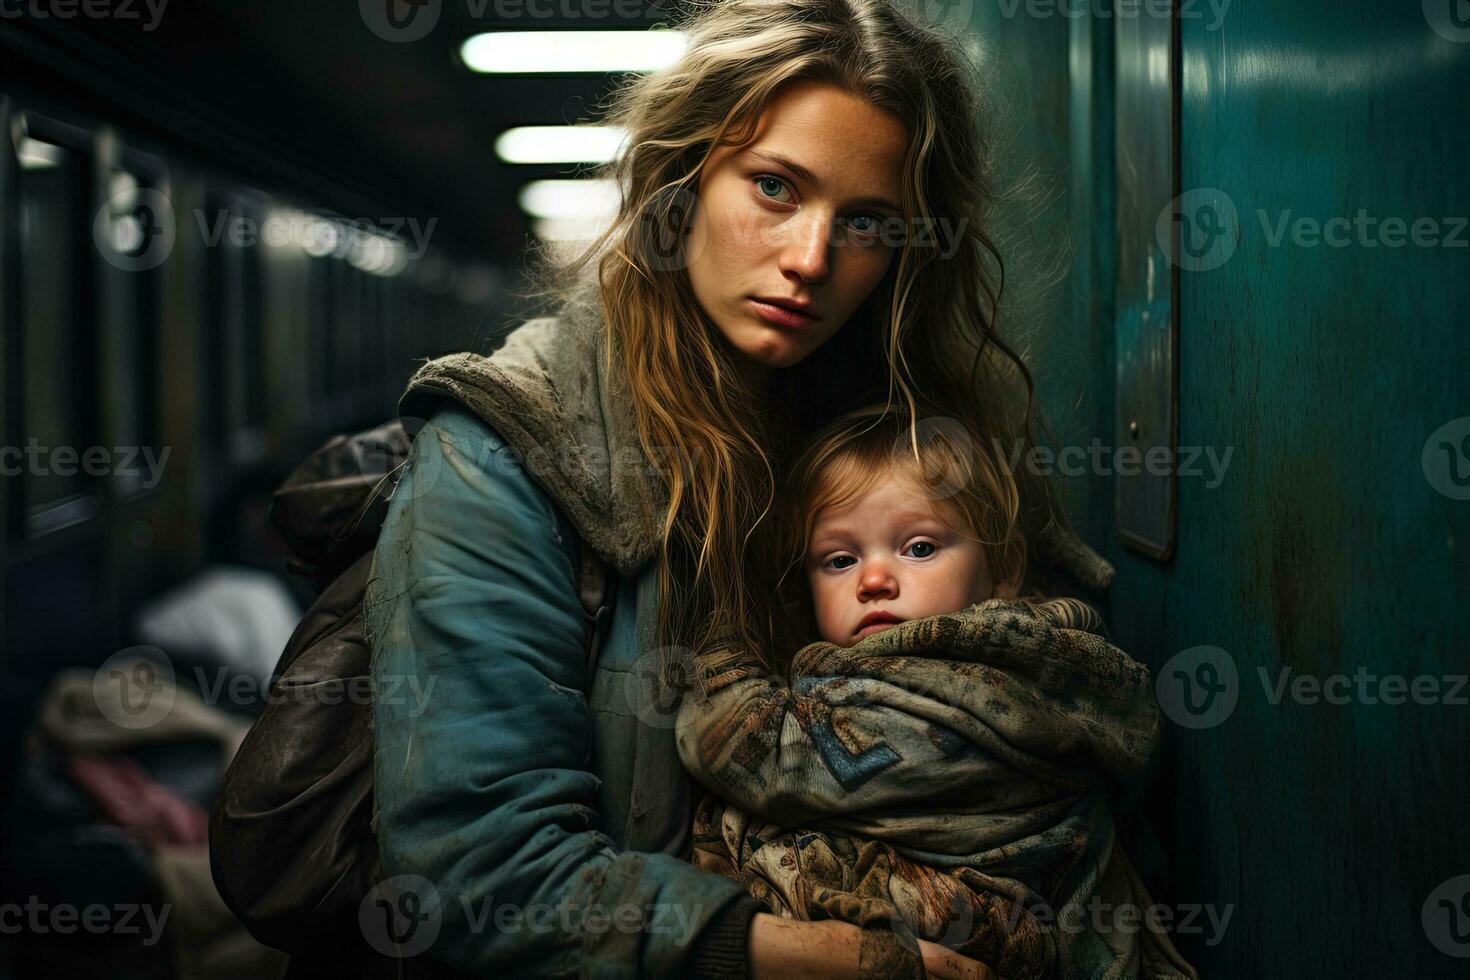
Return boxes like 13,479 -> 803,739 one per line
857,563 -> 898,600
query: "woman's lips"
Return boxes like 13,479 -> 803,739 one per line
748,298 -> 814,329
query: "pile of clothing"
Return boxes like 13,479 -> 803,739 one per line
4,566 -> 297,980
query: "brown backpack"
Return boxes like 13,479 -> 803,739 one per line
209,417 -> 610,960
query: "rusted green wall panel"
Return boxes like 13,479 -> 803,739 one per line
1105,3 -> 1470,975
971,1 -> 1470,974
967,3 -> 1116,553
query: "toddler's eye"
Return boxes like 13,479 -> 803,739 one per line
903,541 -> 937,559
825,554 -> 857,570
754,175 -> 793,203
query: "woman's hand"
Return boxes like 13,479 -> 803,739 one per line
748,912 -> 1000,980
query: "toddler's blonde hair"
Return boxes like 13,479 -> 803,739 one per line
782,404 -> 1031,600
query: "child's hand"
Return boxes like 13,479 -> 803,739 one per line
919,937 -> 1002,980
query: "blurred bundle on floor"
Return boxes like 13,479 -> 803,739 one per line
1,567 -> 298,980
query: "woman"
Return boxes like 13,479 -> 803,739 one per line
368,0 -> 1113,976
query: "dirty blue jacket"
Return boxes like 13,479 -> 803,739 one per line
365,403 -> 753,977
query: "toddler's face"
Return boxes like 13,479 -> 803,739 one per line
806,475 -> 1005,647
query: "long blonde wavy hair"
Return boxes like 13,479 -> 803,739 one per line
526,0 -> 1065,662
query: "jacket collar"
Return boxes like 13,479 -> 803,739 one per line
399,272 -> 666,578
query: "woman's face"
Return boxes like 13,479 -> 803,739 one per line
685,81 -> 909,382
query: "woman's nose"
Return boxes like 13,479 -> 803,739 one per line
777,210 -> 831,285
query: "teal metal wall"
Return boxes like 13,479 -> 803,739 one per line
970,1 -> 1470,974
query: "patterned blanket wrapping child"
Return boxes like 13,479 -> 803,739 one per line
675,598 -> 1200,980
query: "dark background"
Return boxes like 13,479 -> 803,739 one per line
2,1 -> 1469,977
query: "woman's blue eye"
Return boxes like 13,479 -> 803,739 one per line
847,214 -> 881,236
755,176 -> 791,202
904,541 -> 937,558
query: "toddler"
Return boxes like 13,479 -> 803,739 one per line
793,404 -> 1029,649
676,406 -> 1198,980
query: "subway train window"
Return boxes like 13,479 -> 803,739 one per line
343,264 -> 366,404
307,249 -> 335,415
1,3 -> 1466,980
205,195 -> 267,463
16,129 -> 97,534
332,256 -> 359,403
97,167 -> 162,495
362,269 -> 383,397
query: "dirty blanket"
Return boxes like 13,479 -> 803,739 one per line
675,598 -> 1200,980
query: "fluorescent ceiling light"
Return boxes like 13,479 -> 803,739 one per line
518,178 -> 620,222
347,232 -> 409,277
460,31 -> 687,74
17,138 -> 64,171
532,216 -> 616,243
496,126 -> 629,164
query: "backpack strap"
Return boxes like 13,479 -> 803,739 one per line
576,546 -> 612,673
